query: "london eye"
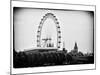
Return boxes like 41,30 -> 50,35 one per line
37,13 -> 61,49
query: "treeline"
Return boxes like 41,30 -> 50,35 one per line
13,50 -> 72,68
13,49 -> 94,68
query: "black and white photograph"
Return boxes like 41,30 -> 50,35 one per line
11,1 -> 96,74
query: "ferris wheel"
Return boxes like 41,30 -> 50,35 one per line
37,13 -> 61,49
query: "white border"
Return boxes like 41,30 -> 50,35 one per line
12,1 -> 95,11
11,1 -> 96,74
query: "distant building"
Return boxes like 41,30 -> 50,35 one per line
74,42 -> 78,53
70,42 -> 78,55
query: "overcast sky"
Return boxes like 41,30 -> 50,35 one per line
13,7 -> 94,53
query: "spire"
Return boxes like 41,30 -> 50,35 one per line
74,42 -> 78,50
63,41 -> 65,49
63,41 -> 66,51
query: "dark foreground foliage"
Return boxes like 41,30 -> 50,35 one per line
13,49 -> 94,68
